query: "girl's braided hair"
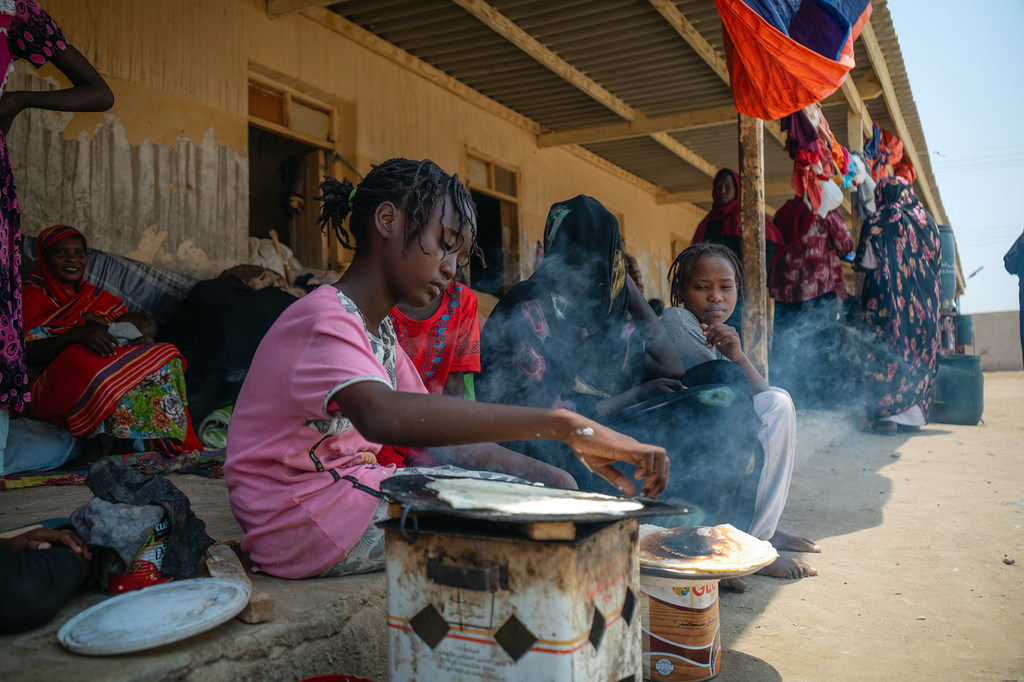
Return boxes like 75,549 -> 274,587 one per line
668,242 -> 743,306
316,158 -> 478,258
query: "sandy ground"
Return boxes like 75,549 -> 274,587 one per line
0,372 -> 1020,680
715,370 -> 1024,681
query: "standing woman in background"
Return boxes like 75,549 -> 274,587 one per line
1004,229 -> 1024,366
855,176 -> 941,433
690,169 -> 784,336
0,0 -> 113,469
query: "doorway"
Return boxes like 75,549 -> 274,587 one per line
469,191 -> 504,297
248,127 -> 324,270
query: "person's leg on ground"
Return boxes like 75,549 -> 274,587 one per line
746,389 -> 817,581
0,544 -> 87,633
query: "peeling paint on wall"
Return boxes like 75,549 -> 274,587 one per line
122,225 -> 168,263
7,67 -> 248,279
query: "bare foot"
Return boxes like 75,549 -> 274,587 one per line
719,576 -> 747,592
756,555 -> 817,579
769,530 -> 821,553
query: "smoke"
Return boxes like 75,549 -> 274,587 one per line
478,265 -> 767,525
769,295 -> 869,410
476,248 -> 856,530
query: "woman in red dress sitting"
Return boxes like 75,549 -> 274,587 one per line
23,224 -> 201,454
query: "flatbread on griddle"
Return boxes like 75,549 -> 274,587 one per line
426,478 -> 643,516
638,524 -> 778,575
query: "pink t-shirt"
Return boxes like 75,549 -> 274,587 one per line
225,286 -> 427,579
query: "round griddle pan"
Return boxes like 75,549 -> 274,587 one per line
381,473 -> 694,524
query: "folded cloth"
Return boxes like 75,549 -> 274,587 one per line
70,497 -> 165,571
83,460 -> 213,577
198,405 -> 233,450
108,321 -> 143,345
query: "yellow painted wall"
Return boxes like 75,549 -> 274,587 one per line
26,0 -> 703,295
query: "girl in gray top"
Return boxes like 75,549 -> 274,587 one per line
663,244 -> 819,589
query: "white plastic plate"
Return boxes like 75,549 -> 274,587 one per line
57,578 -> 252,655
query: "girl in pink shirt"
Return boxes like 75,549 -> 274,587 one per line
225,158 -> 669,579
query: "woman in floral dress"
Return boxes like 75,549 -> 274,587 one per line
855,176 -> 942,432
0,0 -> 113,467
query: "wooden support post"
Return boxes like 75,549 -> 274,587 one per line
738,114 -> 768,378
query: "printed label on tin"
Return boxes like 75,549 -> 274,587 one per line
103,516 -> 173,594
641,586 -> 721,682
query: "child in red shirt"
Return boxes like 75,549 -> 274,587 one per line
389,281 -> 480,398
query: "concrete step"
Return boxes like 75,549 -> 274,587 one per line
0,477 -> 387,682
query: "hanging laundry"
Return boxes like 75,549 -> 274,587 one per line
863,121 -> 881,160
715,0 -> 872,120
864,125 -> 916,183
848,152 -> 877,220
785,104 -> 852,217
780,109 -> 818,159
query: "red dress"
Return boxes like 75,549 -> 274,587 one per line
388,282 -> 481,395
23,225 -> 201,453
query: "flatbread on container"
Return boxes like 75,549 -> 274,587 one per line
638,524 -> 778,576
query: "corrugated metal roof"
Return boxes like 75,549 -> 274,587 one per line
585,136 -> 711,192
321,0 -> 946,220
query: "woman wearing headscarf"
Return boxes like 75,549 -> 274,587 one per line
1004,229 -> 1024,366
855,177 -> 941,433
691,169 -> 785,334
23,225 -> 202,453
478,195 -> 765,532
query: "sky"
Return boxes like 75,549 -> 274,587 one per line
885,0 -> 1024,314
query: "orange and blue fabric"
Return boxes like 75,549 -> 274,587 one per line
715,0 -> 871,120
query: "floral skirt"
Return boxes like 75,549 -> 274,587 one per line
93,359 -> 189,442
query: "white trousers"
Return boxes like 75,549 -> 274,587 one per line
747,388 -> 797,541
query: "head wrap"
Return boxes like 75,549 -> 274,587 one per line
538,195 -> 628,320
692,169 -> 784,249
31,224 -> 90,302
36,223 -> 88,255
23,225 -> 126,332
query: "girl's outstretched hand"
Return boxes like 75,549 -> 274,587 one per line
702,322 -> 743,362
562,416 -> 669,498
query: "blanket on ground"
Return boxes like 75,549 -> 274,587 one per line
0,449 -> 226,490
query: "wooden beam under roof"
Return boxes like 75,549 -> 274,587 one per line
297,6 -> 665,196
647,0 -> 729,82
650,132 -> 718,177
658,182 -> 796,205
538,105 -> 737,147
840,77 -> 873,139
647,0 -> 786,147
267,0 -> 334,18
450,0 -> 636,122
450,0 -> 723,180
299,7 -> 542,135
860,21 -> 943,222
